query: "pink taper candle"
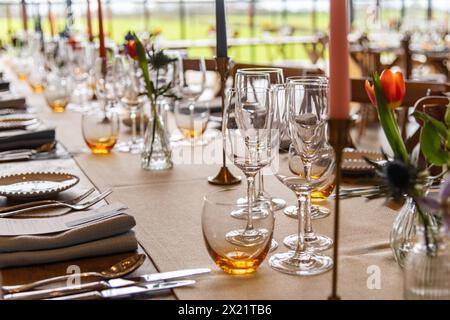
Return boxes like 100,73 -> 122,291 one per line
329,0 -> 350,119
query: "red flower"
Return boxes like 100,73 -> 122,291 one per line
126,40 -> 138,60
365,69 -> 405,110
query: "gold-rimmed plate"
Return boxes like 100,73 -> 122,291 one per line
0,172 -> 80,200
0,114 -> 39,130
342,149 -> 384,176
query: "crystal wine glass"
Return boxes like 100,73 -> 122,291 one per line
235,67 -> 287,212
223,87 -> 277,247
285,81 -> 333,252
283,76 -> 333,220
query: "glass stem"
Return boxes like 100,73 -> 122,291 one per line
245,174 -> 256,232
294,193 -> 306,254
304,164 -> 314,236
257,172 -> 265,198
130,108 -> 137,145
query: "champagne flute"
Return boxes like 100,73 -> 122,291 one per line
223,87 -> 276,247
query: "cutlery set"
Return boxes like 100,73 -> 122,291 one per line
1,253 -> 211,300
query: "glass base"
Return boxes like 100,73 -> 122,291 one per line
284,205 -> 331,220
269,251 -> 333,276
283,233 -> 333,252
230,206 -> 269,220
236,196 -> 286,214
225,228 -> 269,247
270,239 -> 278,252
270,198 -> 287,211
116,141 -> 142,154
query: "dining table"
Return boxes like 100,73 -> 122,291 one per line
0,57 -> 406,300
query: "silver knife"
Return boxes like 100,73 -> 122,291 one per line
48,280 -> 196,300
3,268 -> 210,300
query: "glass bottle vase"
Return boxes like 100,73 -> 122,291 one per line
140,103 -> 173,171
390,197 -> 435,268
404,226 -> 450,300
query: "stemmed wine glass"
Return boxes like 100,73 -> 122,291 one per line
115,56 -> 143,153
234,68 -> 287,213
269,84 -> 334,275
286,81 -> 333,252
179,57 -> 206,102
283,76 -> 333,220
223,87 -> 277,247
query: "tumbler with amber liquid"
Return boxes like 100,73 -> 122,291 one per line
202,189 -> 274,275
82,107 -> 120,154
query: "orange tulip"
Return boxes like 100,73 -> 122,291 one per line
365,69 -> 405,110
126,40 -> 138,60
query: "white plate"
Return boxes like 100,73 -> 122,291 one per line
0,172 -> 80,200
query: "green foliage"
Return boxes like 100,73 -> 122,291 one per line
414,106 -> 450,167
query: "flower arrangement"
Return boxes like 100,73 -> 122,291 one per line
129,32 -> 177,170
365,69 -> 449,255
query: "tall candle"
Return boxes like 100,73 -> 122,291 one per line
21,0 -> 28,32
329,0 -> 350,119
215,0 -> 228,57
97,0 -> 106,59
87,0 -> 93,41
48,1 -> 55,37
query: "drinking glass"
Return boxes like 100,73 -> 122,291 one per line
28,54 -> 46,94
179,57 -> 206,102
269,144 -> 334,275
44,72 -> 72,113
82,106 -> 120,155
284,81 -> 333,252
174,100 -> 210,146
235,67 -> 287,212
283,76 -> 333,220
202,188 -> 274,275
94,56 -> 124,112
223,87 -> 277,247
69,44 -> 95,111
115,56 -> 143,153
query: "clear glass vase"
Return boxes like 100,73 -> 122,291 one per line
140,103 -> 173,171
390,197 -> 435,268
404,226 -> 450,300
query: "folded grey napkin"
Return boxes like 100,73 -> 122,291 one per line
0,213 -> 136,253
0,231 -> 138,268
0,94 -> 26,109
0,128 -> 55,151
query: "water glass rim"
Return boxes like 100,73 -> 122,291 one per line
236,67 -> 284,74
203,188 -> 241,206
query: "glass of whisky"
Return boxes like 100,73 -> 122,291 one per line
82,107 -> 120,154
202,188 -> 274,275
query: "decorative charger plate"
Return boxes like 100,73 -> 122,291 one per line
0,114 -> 39,130
0,172 -> 80,200
342,149 -> 384,176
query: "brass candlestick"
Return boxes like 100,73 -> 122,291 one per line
208,56 -> 241,185
327,118 -> 351,300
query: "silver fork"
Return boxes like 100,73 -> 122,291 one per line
0,188 -> 96,213
0,190 -> 113,218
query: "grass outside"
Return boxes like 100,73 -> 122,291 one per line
0,9 -> 446,64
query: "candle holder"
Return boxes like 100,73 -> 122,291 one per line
327,118 -> 351,300
208,56 -> 241,185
